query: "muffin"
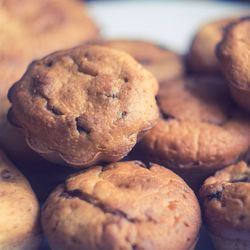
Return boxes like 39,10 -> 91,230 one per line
8,45 -> 159,168
138,76 -> 250,190
0,120 -> 77,202
93,39 -> 185,84
188,16 -> 237,74
42,161 -> 201,250
200,161 -> 250,250
0,149 -> 41,249
217,16 -> 250,112
1,0 -> 99,57
0,8 -> 31,106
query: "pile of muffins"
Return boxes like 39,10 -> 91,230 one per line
0,0 -> 249,249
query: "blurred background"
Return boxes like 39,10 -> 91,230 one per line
87,0 -> 249,53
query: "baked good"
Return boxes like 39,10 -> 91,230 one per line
0,9 -> 31,111
8,45 -> 159,167
0,9 -> 32,144
0,120 -> 77,201
200,161 -> 250,250
188,17 -> 237,74
138,76 -> 250,190
1,0 -> 99,57
217,16 -> 250,112
42,161 -> 201,250
94,39 -> 185,84
0,149 -> 41,249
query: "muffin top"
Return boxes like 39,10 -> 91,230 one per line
200,161 -> 250,240
188,16 -> 237,74
140,76 -> 250,170
95,39 -> 185,84
8,45 -> 159,167
0,149 -> 40,244
1,0 -> 99,57
42,161 -> 201,250
217,16 -> 250,90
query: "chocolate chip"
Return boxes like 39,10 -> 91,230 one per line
231,176 -> 250,183
121,111 -> 128,118
161,112 -> 175,120
105,93 -> 118,99
47,103 -> 63,116
1,169 -> 12,180
207,191 -> 222,201
46,60 -> 53,67
76,117 -> 91,134
123,76 -> 129,83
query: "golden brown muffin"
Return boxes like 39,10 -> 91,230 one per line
0,149 -> 41,250
8,45 -> 159,168
93,39 -> 185,84
188,17 -> 237,74
42,161 -> 201,250
200,161 -> 250,250
138,76 -> 250,190
0,0 -> 99,57
217,16 -> 250,113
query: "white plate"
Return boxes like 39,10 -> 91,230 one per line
41,1 -> 249,249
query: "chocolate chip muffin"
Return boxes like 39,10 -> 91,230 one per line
0,149 -> 41,249
217,16 -> 250,113
1,0 -> 99,57
94,39 -> 185,84
8,45 -> 159,168
42,161 -> 201,250
138,76 -> 250,190
200,161 -> 250,250
188,17 -> 237,74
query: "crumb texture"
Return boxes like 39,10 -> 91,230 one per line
42,161 -> 201,250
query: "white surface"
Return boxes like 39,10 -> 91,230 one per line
88,0 -> 249,53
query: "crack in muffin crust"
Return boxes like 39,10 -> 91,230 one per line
42,161 -> 201,250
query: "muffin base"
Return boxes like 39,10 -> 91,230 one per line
209,232 -> 250,250
229,83 -> 250,113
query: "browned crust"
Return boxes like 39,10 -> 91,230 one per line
42,161 -> 201,250
139,76 -> 250,171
